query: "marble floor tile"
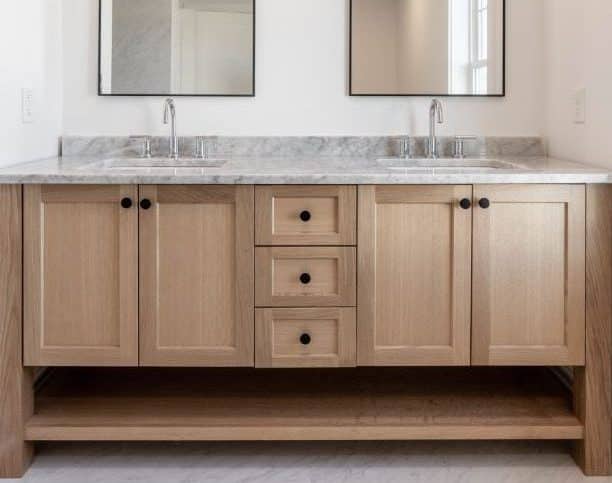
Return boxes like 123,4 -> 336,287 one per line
7,441 -> 612,483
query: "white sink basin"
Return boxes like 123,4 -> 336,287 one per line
92,157 -> 227,169
378,158 -> 519,170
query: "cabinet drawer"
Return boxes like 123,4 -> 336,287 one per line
256,308 -> 356,368
255,186 -> 356,245
255,247 -> 356,307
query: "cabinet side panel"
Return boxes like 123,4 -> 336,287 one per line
574,184 -> 612,476
0,185 -> 33,478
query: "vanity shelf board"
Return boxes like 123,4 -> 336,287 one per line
26,367 -> 583,442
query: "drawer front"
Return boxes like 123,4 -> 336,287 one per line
255,247 -> 356,307
255,186 -> 356,246
256,308 -> 357,367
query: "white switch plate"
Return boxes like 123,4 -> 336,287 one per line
573,88 -> 586,124
21,88 -> 34,124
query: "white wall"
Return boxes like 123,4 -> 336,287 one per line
0,0 -> 63,167
544,0 -> 612,169
62,0 -> 546,137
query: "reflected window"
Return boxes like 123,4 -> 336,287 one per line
349,0 -> 505,96
472,0 -> 489,94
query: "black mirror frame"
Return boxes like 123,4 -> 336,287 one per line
348,0 -> 506,97
97,0 -> 256,97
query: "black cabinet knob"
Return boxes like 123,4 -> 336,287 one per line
121,198 -> 133,209
459,198 -> 471,210
299,210 -> 312,222
300,333 -> 312,345
479,198 -> 491,209
300,273 -> 312,285
140,199 -> 152,210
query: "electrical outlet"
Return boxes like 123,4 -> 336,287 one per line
573,88 -> 586,124
22,88 -> 34,124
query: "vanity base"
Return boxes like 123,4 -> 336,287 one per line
26,368 -> 582,442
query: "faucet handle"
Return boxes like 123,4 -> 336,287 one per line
453,136 -> 477,159
129,135 -> 152,158
194,136 -> 207,159
399,138 -> 412,159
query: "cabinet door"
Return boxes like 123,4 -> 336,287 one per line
358,186 -> 472,366
139,186 -> 254,366
472,185 -> 585,366
24,185 -> 138,366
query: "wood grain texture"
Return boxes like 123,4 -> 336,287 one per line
23,185 -> 138,366
139,186 -> 254,367
0,185 -> 33,478
26,367 -> 582,442
255,308 -> 357,368
255,186 -> 356,246
573,184 -> 612,476
472,185 -> 586,366
255,247 -> 356,307
358,186 -> 472,366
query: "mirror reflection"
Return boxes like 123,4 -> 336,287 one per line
99,0 -> 255,96
351,0 -> 504,96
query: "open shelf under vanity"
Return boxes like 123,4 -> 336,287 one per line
26,367 -> 583,442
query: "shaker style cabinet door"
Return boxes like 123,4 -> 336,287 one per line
139,186 -> 254,366
358,186 -> 473,366
472,185 -> 586,366
24,185 -> 139,366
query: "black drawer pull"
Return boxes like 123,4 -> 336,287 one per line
300,210 -> 312,222
479,198 -> 491,209
459,198 -> 471,210
140,199 -> 152,210
300,333 -> 312,345
300,273 -> 311,285
121,198 -> 133,209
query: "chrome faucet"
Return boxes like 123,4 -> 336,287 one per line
428,99 -> 444,159
163,98 -> 179,159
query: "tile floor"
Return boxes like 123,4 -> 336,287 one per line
7,441 -> 612,483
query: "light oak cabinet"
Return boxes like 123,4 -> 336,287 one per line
22,183 -> 587,369
358,186 -> 473,366
139,186 -> 254,367
472,185 -> 586,366
24,185 -> 138,366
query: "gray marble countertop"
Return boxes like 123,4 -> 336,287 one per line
0,155 -> 609,184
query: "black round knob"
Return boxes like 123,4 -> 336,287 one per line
299,210 -> 312,222
140,199 -> 152,210
300,333 -> 311,345
300,273 -> 311,285
459,198 -> 471,210
121,198 -> 133,209
479,198 -> 491,209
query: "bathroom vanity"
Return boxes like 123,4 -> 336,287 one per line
0,140 -> 610,478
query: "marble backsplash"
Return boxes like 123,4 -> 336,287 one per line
61,136 -> 546,159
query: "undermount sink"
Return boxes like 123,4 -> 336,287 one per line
93,157 -> 227,169
378,158 -> 519,170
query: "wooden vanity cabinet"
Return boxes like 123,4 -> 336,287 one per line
139,185 -> 254,367
471,185 -> 586,366
357,186 -> 473,366
24,185 -> 139,366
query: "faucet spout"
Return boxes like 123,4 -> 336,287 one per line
163,98 -> 179,159
428,99 -> 444,159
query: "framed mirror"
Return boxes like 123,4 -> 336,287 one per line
99,0 -> 255,96
350,0 -> 505,96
